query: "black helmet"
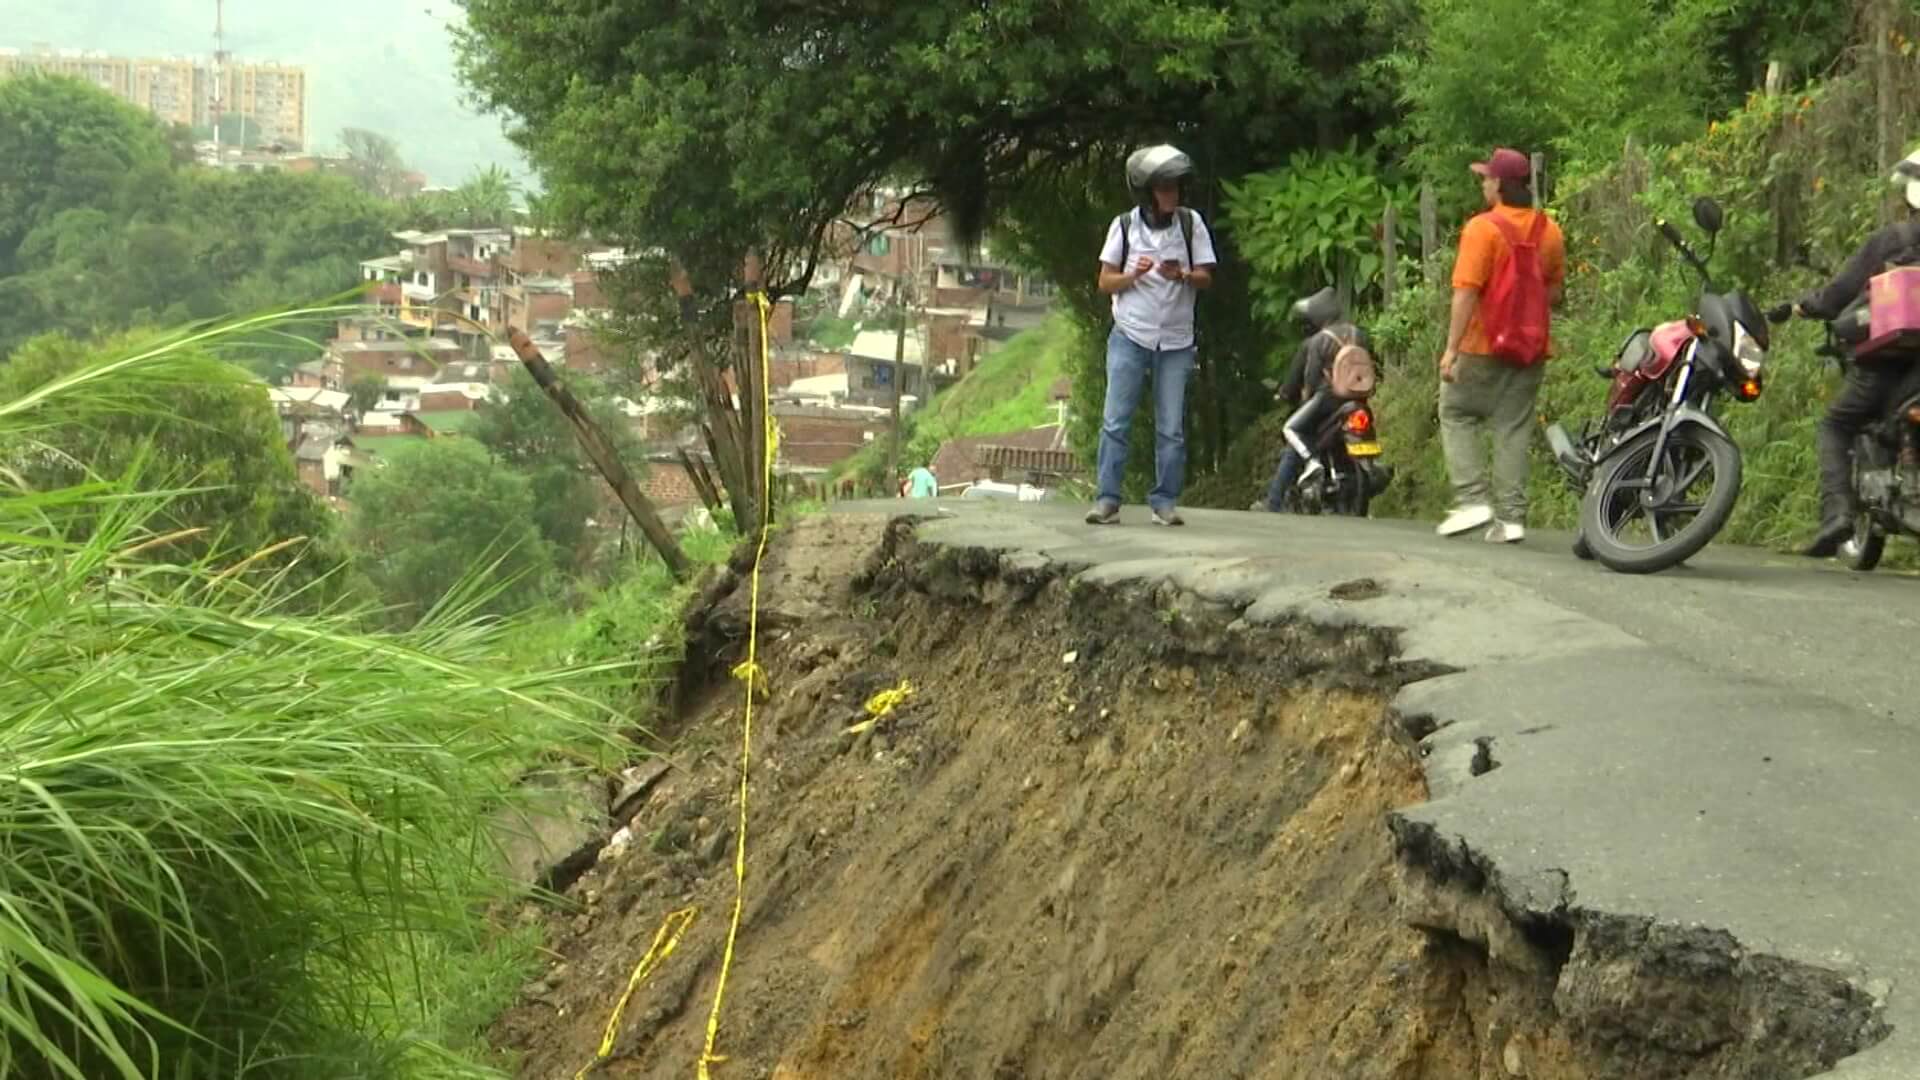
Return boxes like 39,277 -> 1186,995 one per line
1126,144 -> 1193,224
1291,286 -> 1343,331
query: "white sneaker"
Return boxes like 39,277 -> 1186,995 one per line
1484,521 -> 1526,544
1437,504 -> 1494,537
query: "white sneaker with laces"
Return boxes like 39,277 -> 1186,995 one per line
1437,504 -> 1494,537
1484,521 -> 1526,544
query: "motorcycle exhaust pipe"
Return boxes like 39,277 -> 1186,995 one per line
1545,423 -> 1590,479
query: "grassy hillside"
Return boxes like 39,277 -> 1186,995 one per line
926,315 -> 1075,435
834,313 -> 1080,486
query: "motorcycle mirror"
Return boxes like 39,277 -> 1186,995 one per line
1692,197 -> 1724,235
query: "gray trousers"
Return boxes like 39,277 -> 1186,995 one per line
1439,354 -> 1545,522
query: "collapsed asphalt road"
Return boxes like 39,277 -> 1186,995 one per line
857,499 -> 1920,1079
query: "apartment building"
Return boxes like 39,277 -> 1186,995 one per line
0,46 -> 306,147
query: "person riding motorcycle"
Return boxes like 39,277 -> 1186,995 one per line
1790,147 -> 1920,557
1251,287 -> 1371,512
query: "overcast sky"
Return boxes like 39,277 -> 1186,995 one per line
0,0 -> 527,187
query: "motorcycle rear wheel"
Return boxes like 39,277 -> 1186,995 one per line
1843,439 -> 1887,572
1579,424 -> 1742,575
1842,519 -> 1887,572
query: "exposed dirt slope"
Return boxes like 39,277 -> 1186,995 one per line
490,514 -> 1885,1080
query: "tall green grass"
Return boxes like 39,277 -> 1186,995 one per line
0,318 -> 625,1078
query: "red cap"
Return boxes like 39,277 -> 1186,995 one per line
1471,148 -> 1531,181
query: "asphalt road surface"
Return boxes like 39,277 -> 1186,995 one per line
864,499 -> 1920,1079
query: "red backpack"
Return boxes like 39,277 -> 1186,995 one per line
1478,212 -> 1551,366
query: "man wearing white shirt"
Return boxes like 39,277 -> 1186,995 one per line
1088,144 -> 1217,527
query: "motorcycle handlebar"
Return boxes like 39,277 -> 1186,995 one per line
1655,218 -> 1714,284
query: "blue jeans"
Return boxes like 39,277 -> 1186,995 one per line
1095,327 -> 1196,512
1264,450 -> 1305,510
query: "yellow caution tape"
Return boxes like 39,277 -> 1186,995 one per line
697,289 -> 778,1078
844,681 -> 916,736
865,680 -> 916,719
570,906 -> 697,1079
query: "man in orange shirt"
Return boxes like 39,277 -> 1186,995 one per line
1435,147 -> 1567,543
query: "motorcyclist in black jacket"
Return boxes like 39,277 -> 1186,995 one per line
1792,149 -> 1920,556
1251,287 -> 1370,512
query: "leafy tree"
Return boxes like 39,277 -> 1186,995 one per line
215,113 -> 266,150
1225,148 -> 1418,331
347,375 -> 387,414
0,75 -> 170,274
457,164 -> 519,224
468,367 -> 639,574
456,0 -> 1409,293
454,0 -> 1415,481
1389,0 -> 1853,192
338,126 -> 412,200
0,78 -> 399,358
0,330 -> 346,586
347,437 -> 553,621
404,166 -> 521,229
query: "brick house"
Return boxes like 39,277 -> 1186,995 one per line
329,339 -> 464,386
294,434 -> 365,500
774,403 -> 891,469
770,351 -> 848,390
929,424 -> 1081,491
418,384 -> 488,412
500,276 -> 573,336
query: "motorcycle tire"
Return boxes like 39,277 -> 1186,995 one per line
1572,531 -> 1595,561
1842,520 -> 1887,572
1844,438 -> 1887,572
1579,423 -> 1742,575
1340,478 -> 1372,518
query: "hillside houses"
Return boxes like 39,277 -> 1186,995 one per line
280,194 -> 1063,512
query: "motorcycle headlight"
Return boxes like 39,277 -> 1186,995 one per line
1732,322 -> 1766,376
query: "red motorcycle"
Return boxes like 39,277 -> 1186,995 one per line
1545,198 -> 1771,573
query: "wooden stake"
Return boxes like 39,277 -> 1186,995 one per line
505,326 -> 689,581
1419,184 -> 1437,273
741,251 -> 772,532
1381,201 -> 1399,305
677,447 -> 723,516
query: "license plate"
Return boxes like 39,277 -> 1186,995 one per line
1348,441 -> 1382,457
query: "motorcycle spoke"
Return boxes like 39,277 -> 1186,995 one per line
1671,455 -> 1712,493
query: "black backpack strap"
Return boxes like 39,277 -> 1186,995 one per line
1177,207 -> 1197,268
1114,212 -> 1132,268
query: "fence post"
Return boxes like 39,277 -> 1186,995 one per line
1530,153 -> 1547,204
1419,184 -> 1437,276
1764,60 -> 1786,97
1381,201 -> 1398,305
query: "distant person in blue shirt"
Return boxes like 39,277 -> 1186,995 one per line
908,464 -> 938,498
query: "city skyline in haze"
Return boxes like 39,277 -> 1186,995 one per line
0,0 -> 528,188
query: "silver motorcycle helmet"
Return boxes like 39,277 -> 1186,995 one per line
1893,147 -> 1920,210
1125,144 -> 1193,226
1290,286 -> 1344,331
